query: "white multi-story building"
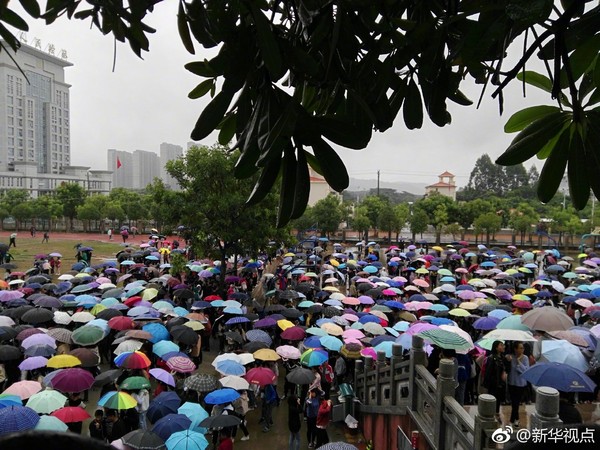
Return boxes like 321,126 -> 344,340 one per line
159,142 -> 182,189
132,149 -> 159,189
0,41 -> 71,174
107,148 -> 133,189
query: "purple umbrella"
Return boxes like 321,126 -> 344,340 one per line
406,323 -> 439,335
18,356 -> 48,371
21,334 -> 56,349
472,316 -> 501,331
198,270 -> 213,278
358,295 -> 375,305
46,368 -> 95,393
254,317 -> 277,328
149,368 -> 175,387
0,290 -> 25,302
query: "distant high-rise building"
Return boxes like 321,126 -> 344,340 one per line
0,41 -> 72,173
107,149 -> 133,189
132,149 -> 159,189
160,142 -> 183,189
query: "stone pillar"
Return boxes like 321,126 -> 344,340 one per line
390,343 -> 403,406
355,359 -> 363,402
409,335 -> 427,412
375,350 -> 386,406
364,355 -> 373,406
433,359 -> 457,450
529,387 -> 563,429
473,394 -> 498,450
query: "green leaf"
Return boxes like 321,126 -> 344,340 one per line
568,126 -> 590,210
561,34 -> 600,88
537,129 -> 569,203
320,116 -> 371,150
594,56 -> 600,91
249,3 -> 284,80
218,113 -> 236,146
305,151 -> 323,176
537,120 -> 570,159
18,0 -> 40,18
188,79 -> 214,99
234,144 -> 261,179
447,89 -> 473,106
260,96 -> 298,159
403,79 -> 423,130
246,155 -> 281,206
290,148 -> 310,220
177,0 -> 195,55
496,112 -> 570,166
277,146 -> 296,228
585,115 -> 600,199
311,138 -> 349,192
185,60 -> 219,77
516,71 -> 553,94
504,105 -> 560,133
1,9 -> 29,31
190,90 -> 234,141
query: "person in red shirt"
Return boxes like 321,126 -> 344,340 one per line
217,429 -> 234,450
315,398 -> 332,447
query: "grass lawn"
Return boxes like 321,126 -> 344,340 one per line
5,237 -> 126,275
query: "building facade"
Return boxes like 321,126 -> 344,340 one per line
0,41 -> 72,174
425,171 -> 457,200
159,142 -> 182,189
132,149 -> 159,190
107,148 -> 133,189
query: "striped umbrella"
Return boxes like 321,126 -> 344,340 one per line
98,391 -> 138,410
246,329 -> 273,345
0,405 -> 40,436
300,348 -> 328,367
166,356 -> 196,373
416,328 -> 471,351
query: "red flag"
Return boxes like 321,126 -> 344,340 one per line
117,157 -> 122,169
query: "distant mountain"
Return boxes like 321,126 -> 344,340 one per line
348,177 -> 427,195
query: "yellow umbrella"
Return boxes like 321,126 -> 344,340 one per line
142,288 -> 158,301
432,246 -> 444,252
277,320 -> 295,330
448,308 -> 470,317
183,321 -> 205,331
46,355 -> 82,369
504,269 -> 518,275
459,302 -> 478,310
522,288 -> 539,295
284,252 -> 295,257
415,268 -> 429,274
512,294 -> 531,301
329,259 -> 340,267
518,267 -> 532,274
75,272 -> 91,278
320,322 -> 344,336
323,286 -> 339,292
90,304 -> 107,316
578,253 -> 588,259
253,348 -> 280,362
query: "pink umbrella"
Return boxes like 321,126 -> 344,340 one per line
276,345 -> 301,360
406,323 -> 438,336
393,276 -> 408,283
457,290 -> 476,300
342,329 -> 365,339
575,299 -> 594,309
412,279 -> 430,288
245,367 -> 277,387
344,338 -> 363,345
96,277 -> 111,285
342,297 -> 360,306
21,334 -> 57,349
166,356 -> 196,373
341,313 -> 358,322
361,348 -> 377,358
3,380 -> 42,399
381,289 -> 396,296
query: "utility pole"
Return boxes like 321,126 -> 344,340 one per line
377,170 -> 380,197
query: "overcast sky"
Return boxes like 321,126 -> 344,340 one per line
21,2 -> 551,188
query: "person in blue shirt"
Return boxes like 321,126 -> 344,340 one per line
507,341 -> 530,427
304,389 -> 320,448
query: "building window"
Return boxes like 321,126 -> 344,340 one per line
6,75 -> 13,94
7,107 -> 13,115
8,127 -> 13,136
7,96 -> 12,105
16,78 -> 22,96
7,117 -> 13,126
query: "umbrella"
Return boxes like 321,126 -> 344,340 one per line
98,390 -> 139,410
472,316 -> 501,331
170,326 -> 199,345
121,430 -> 166,450
521,307 -> 574,332
152,413 -> 192,441
21,308 -> 54,324
149,368 -> 176,387
204,388 -> 240,405
0,405 -> 40,435
286,367 -> 315,385
317,443 -> 358,450
300,348 -> 329,367
51,406 -> 91,423
115,339 -> 144,355
245,329 -> 272,345
0,345 -> 23,361
165,430 -> 208,450
245,367 -> 277,387
34,415 -> 69,432
18,356 -> 48,371
521,362 -> 596,392
416,328 -> 471,351
108,316 -> 135,331
26,388 -> 67,414
340,343 -> 363,359
541,340 -> 589,372
224,331 -> 243,344
496,315 -> 530,331
114,351 -> 152,369
46,367 -> 95,392
0,394 -> 23,408
177,401 -> 209,429
253,348 -> 280,362
184,374 -> 219,393
147,391 -> 181,423
143,323 -> 170,343
482,329 -> 537,342
93,369 -> 123,387
219,375 -> 250,391
215,359 -> 246,376
276,345 -> 301,360
199,414 -> 241,429
281,326 -> 306,341
120,376 -> 152,390
153,340 -> 179,358
46,354 -> 81,369
72,325 -> 105,346
3,380 -> 42,399
166,356 -> 196,373
46,328 -> 73,344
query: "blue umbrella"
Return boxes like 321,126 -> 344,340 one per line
245,329 -> 272,345
215,360 -> 246,376
374,341 -> 395,357
147,391 -> 181,424
225,316 -> 250,326
430,317 -> 455,326
166,430 -> 209,450
0,405 -> 40,436
142,323 -> 170,344
153,340 -> 179,358
204,388 -> 240,405
473,316 -> 501,331
371,335 -> 396,347
0,395 -> 22,409
359,315 -> 380,324
522,362 -> 596,392
542,340 -> 589,372
303,336 -> 322,348
383,301 -> 404,310
178,402 -> 209,430
152,413 -> 192,441
319,335 -> 343,352
488,309 -> 511,320
363,265 -> 378,274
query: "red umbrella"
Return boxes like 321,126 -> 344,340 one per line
51,406 -> 91,423
205,295 -> 222,302
281,326 -> 306,341
512,300 -> 532,310
245,367 -> 277,387
48,368 -> 95,393
108,316 -> 135,331
124,296 -> 143,308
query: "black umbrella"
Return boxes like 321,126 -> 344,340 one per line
170,325 -> 199,345
0,344 -> 21,361
286,367 -> 315,385
42,283 -> 57,291
24,344 -> 55,357
0,326 -> 18,341
323,306 -> 343,318
184,374 -> 219,393
21,308 -> 54,324
173,289 -> 193,299
244,313 -> 259,321
199,414 -> 241,429
102,288 -> 124,299
0,243 -> 9,252
224,331 -> 243,344
306,304 -> 324,314
295,283 -> 315,294
279,290 -> 299,300
121,430 -> 165,450
265,304 -> 285,313
96,309 -> 123,321
93,369 -> 124,387
27,275 -> 52,284
166,317 -> 188,330
281,308 -> 303,319
0,263 -> 17,270
243,341 -> 269,353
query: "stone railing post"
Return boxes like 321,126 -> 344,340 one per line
473,394 -> 498,450
409,335 -> 427,412
363,355 -> 373,406
375,350 -> 386,406
529,387 -> 563,429
433,359 -> 457,450
355,359 -> 364,401
390,343 -> 403,406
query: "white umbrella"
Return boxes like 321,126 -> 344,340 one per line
482,329 -> 537,342
113,339 -> 143,355
219,375 -> 250,391
71,311 -> 95,323
53,311 -> 72,325
439,325 -> 474,352
212,353 -> 243,367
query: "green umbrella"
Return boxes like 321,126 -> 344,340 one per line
120,376 -> 151,390
496,315 -> 530,331
72,325 -> 105,346
26,388 -> 67,414
34,415 -> 69,432
416,328 -> 471,351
